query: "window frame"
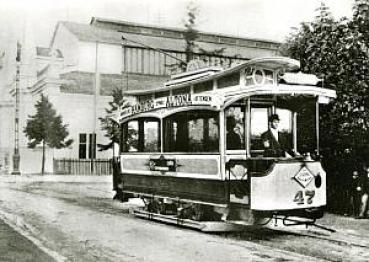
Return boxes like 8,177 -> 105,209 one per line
121,117 -> 161,153
225,102 -> 247,152
163,109 -> 220,154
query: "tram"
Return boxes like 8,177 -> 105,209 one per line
113,57 -> 336,230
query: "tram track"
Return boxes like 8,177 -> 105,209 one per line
133,208 -> 369,250
220,223 -> 369,261
263,226 -> 369,249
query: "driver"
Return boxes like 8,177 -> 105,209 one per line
261,114 -> 294,157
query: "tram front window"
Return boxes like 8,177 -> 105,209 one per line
164,110 -> 219,153
260,111 -> 293,157
251,107 -> 293,157
250,98 -> 318,158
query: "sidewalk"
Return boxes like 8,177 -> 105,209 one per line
320,212 -> 369,235
0,217 -> 54,262
0,173 -> 111,183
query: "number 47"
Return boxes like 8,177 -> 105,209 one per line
294,190 -> 315,205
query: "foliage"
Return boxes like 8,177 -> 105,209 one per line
164,2 -> 229,73
183,1 -> 199,63
24,95 -> 73,173
98,88 -> 128,150
183,2 -> 226,60
282,1 -> 369,164
281,0 -> 369,213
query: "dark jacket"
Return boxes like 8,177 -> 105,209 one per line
360,173 -> 369,194
261,129 -> 292,157
227,131 -> 242,150
351,175 -> 365,195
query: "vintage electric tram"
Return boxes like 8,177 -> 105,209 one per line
113,57 -> 336,230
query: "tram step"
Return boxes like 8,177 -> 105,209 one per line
133,209 -> 245,232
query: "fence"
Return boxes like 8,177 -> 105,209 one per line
53,158 -> 112,175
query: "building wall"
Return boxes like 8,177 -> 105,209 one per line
48,92 -> 113,160
78,42 -> 122,74
52,24 -> 80,70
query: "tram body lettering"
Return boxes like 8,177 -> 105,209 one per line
293,190 -> 315,205
194,95 -> 212,102
166,94 -> 192,107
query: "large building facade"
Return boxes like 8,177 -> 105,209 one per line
0,17 -> 281,174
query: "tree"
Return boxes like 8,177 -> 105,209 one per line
183,1 -> 199,63
281,1 -> 369,213
183,2 -> 226,64
24,95 -> 73,174
282,1 -> 369,160
98,88 -> 129,151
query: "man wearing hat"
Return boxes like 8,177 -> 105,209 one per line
261,114 -> 293,157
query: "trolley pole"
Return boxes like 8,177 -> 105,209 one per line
12,42 -> 21,175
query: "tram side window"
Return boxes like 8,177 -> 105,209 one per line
275,108 -> 293,148
226,106 -> 245,150
164,111 -> 219,153
122,118 -> 160,152
250,107 -> 269,151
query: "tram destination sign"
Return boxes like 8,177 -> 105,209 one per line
117,94 -> 223,122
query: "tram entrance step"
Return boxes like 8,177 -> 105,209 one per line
133,209 -> 245,232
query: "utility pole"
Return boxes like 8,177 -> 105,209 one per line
12,42 -> 21,175
92,41 -> 100,173
122,37 -> 128,93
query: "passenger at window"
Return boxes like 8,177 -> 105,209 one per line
261,114 -> 293,157
127,130 -> 138,152
227,117 -> 242,150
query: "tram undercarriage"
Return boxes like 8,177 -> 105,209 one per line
127,193 -> 328,232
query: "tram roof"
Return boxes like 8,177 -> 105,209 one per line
124,56 -> 301,96
115,84 -> 336,123
113,57 -> 336,123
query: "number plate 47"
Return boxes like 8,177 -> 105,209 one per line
293,190 -> 315,205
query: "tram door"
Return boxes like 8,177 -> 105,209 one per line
225,104 -> 249,205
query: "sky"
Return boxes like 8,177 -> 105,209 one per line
0,0 -> 356,47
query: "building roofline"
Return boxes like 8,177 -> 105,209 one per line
90,16 -> 282,45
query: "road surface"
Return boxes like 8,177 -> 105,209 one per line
0,175 -> 368,261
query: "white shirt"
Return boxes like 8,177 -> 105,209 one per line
270,128 -> 278,142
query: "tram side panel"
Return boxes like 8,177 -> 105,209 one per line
120,154 -> 229,205
250,161 -> 326,212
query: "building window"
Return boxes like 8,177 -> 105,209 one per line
79,133 -> 96,159
122,46 -> 248,76
79,134 -> 87,159
89,133 -> 96,159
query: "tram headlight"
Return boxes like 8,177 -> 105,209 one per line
315,173 -> 322,188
